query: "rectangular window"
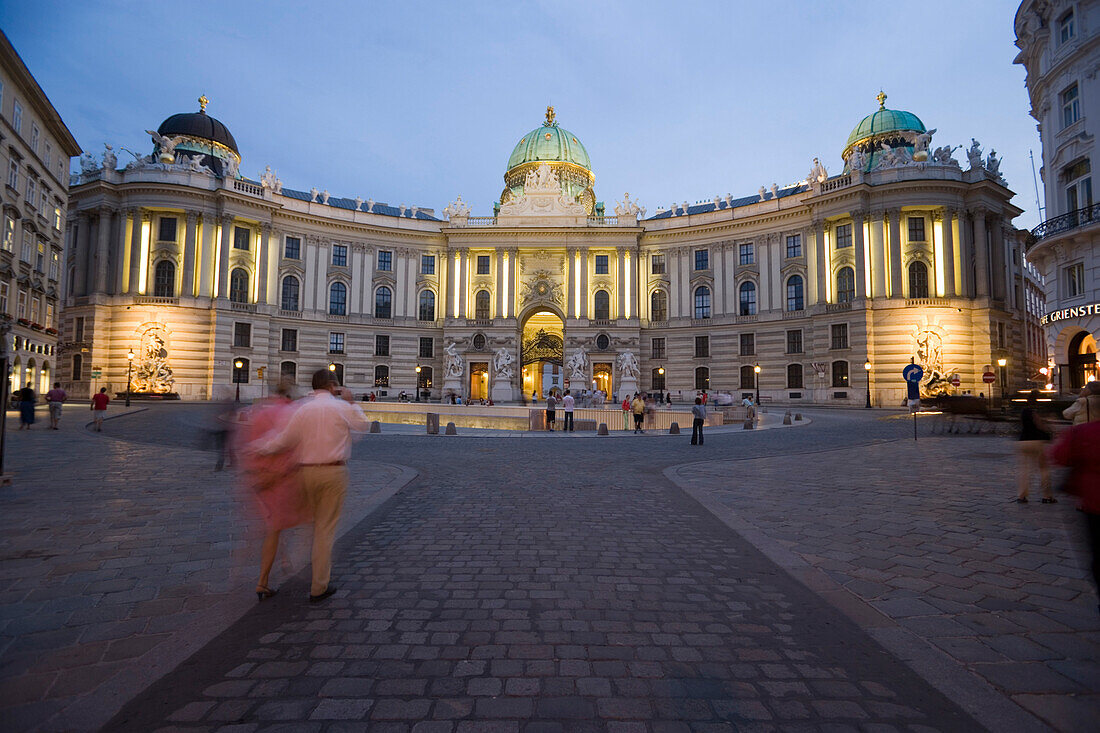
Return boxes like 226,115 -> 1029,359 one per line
908,217 -> 926,242
158,217 -> 177,242
997,321 -> 1007,349
74,316 -> 84,342
421,254 -> 435,274
53,207 -> 61,230
786,234 -> 802,258
375,334 -> 390,356
476,254 -> 491,274
651,254 -> 665,274
233,322 -> 251,348
35,241 -> 44,272
419,336 -> 434,359
786,329 -> 803,354
832,361 -> 850,388
831,323 -> 849,350
284,236 -> 301,259
329,332 -> 345,354
595,254 -> 609,274
694,248 -> 709,270
43,142 -> 51,170
1062,83 -> 1080,128
835,223 -> 852,248
739,243 -> 754,265
1067,263 -> 1086,297
50,250 -> 59,280
332,243 -> 348,267
695,335 -> 709,358
39,191 -> 48,216
651,337 -> 666,360
378,250 -> 393,271
1061,9 -> 1075,44
26,174 -> 36,202
740,333 -> 755,356
280,328 -> 298,352
21,231 -> 32,262
13,101 -> 22,134
7,159 -> 17,189
30,123 -> 39,154
46,303 -> 54,328
233,226 -> 250,250
0,282 -> 7,314
31,296 -> 39,322
17,290 -> 26,319
2,215 -> 13,251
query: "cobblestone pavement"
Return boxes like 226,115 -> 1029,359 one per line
668,417 -> 1100,733
0,404 -> 413,732
1,404 -> 1095,731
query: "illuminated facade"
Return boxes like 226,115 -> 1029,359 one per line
63,97 -> 1032,405
1017,0 -> 1100,390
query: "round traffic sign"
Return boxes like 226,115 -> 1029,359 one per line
982,372 -> 996,383
950,376 -> 961,387
902,364 -> 924,383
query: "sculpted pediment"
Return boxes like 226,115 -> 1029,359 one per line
498,163 -> 588,226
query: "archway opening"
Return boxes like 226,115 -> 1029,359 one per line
1068,330 -> 1098,389
521,310 -> 563,399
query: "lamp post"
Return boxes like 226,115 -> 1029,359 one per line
415,365 -> 422,402
233,359 -> 243,403
864,361 -> 872,408
125,349 -> 134,407
996,357 -> 1007,407
753,364 -> 761,406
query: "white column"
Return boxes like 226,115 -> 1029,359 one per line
457,249 -> 468,319
942,209 -> 956,298
265,227 -> 279,305
216,215 -> 232,299
812,221 -> 825,304
182,211 -> 198,297
617,247 -> 626,319
197,213 -> 213,298
759,240 -> 772,311
888,209 -> 903,298
973,209 -> 989,298
869,211 -> 886,299
713,243 -> 725,316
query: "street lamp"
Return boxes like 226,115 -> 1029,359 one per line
233,359 -> 243,403
125,349 -> 134,407
996,357 -> 1007,406
864,361 -> 872,408
753,364 -> 761,406
415,364 -> 422,402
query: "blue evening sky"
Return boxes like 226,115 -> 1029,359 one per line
2,1 -> 1041,226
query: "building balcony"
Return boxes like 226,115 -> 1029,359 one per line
825,302 -> 852,312
1027,203 -> 1100,250
134,296 -> 179,306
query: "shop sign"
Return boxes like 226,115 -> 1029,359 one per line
1040,302 -> 1100,325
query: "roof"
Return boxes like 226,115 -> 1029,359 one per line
506,122 -> 591,171
845,108 -> 925,148
281,188 -> 441,220
645,184 -> 809,220
158,111 -> 239,154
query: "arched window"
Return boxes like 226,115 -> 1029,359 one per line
71,353 -> 82,381
832,360 -> 849,387
695,366 -> 710,390
233,357 -> 250,384
740,364 -> 756,390
374,364 -> 390,387
419,290 -> 436,322
280,276 -> 300,311
279,361 -> 296,383
787,363 -> 804,389
329,282 -> 347,315
694,286 -> 711,319
475,289 -> 491,320
229,267 -> 249,304
786,275 -> 804,312
836,267 -> 855,303
153,260 -> 175,298
330,363 -> 344,386
652,367 -> 666,391
650,290 -> 668,322
908,261 -> 929,298
594,290 -> 610,320
739,281 -> 757,316
375,286 -> 392,319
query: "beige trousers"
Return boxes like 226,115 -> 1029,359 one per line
300,465 -> 347,596
1016,440 -> 1052,500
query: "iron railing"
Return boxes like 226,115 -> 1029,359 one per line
1028,203 -> 1100,249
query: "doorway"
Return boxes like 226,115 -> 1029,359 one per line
521,310 -> 564,399
1068,330 -> 1098,388
469,362 -> 488,401
592,362 -> 613,399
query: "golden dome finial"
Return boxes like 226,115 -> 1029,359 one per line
876,90 -> 887,109
198,94 -> 209,113
545,105 -> 556,126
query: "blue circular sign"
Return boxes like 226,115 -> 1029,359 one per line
902,364 -> 924,383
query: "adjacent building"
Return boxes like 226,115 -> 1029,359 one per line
0,30 -> 81,396
1017,0 -> 1099,391
64,94 -> 1032,405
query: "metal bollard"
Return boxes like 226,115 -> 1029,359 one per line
597,423 -> 609,435
669,422 -> 680,434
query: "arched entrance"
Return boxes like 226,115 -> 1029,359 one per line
1067,330 -> 1098,388
520,309 -> 564,399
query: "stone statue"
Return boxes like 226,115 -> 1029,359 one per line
146,130 -> 182,163
444,341 -> 464,378
444,196 -> 470,220
931,145 -> 960,166
310,187 -> 320,202
877,143 -> 911,168
725,193 -> 733,208
807,157 -> 828,184
132,327 -> 176,394
102,144 -> 117,171
613,192 -> 645,218
985,150 -> 1001,177
410,206 -> 419,218
565,349 -> 589,381
770,183 -> 780,200
524,163 -> 560,192
222,155 -> 239,179
911,128 -> 936,158
321,190 -> 330,205
758,186 -> 766,202
260,165 -> 282,191
121,147 -> 153,170
79,152 -> 99,174
615,351 -> 640,381
354,195 -> 363,210
492,347 -> 515,380
187,155 -> 212,174
846,148 -> 867,172
966,139 -> 983,170
366,198 -> 374,213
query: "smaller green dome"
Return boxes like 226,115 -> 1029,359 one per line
845,92 -> 925,149
506,107 -> 591,171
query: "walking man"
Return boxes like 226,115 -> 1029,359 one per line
45,382 -> 67,430
545,391 -> 557,431
258,368 -> 369,603
90,387 -> 109,431
562,389 -> 575,432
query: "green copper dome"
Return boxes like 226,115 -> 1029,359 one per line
506,107 -> 591,171
845,92 -> 925,150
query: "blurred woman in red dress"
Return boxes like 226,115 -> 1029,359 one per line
237,381 -> 309,600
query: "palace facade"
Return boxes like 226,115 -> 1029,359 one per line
63,95 -> 1033,405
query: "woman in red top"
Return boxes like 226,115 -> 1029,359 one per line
1050,419 -> 1100,610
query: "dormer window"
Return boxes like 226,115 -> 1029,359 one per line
1060,10 -> 1075,44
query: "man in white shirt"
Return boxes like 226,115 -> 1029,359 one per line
259,368 -> 369,602
562,389 -> 575,431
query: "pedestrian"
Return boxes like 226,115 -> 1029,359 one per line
631,393 -> 645,433
257,368 -> 369,603
17,384 -> 35,430
1017,389 -> 1054,503
237,381 -> 309,601
1063,382 -> 1100,424
1049,409 -> 1100,614
90,387 -> 109,431
562,389 -> 575,431
545,391 -> 557,431
45,382 -> 67,430
690,396 -> 707,445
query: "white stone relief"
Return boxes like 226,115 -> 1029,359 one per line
102,144 -> 117,171
498,163 -> 587,221
616,351 -> 640,381
222,155 -> 239,179
565,349 -> 589,381
806,157 -> 828,184
910,128 -> 936,161
492,347 -> 515,380
145,130 -> 183,163
966,139 -> 983,170
444,341 -> 464,378
261,166 -> 283,192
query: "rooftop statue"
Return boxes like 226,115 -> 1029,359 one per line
966,139 -> 983,170
146,129 -> 183,163
932,145 -> 960,166
911,128 -> 936,161
613,193 -> 645,218
985,150 -> 1001,177
187,155 -> 212,175
79,152 -> 99,174
102,144 -> 117,171
222,154 -> 239,179
444,196 -> 470,220
846,148 -> 867,172
260,165 -> 282,192
807,157 -> 828,184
